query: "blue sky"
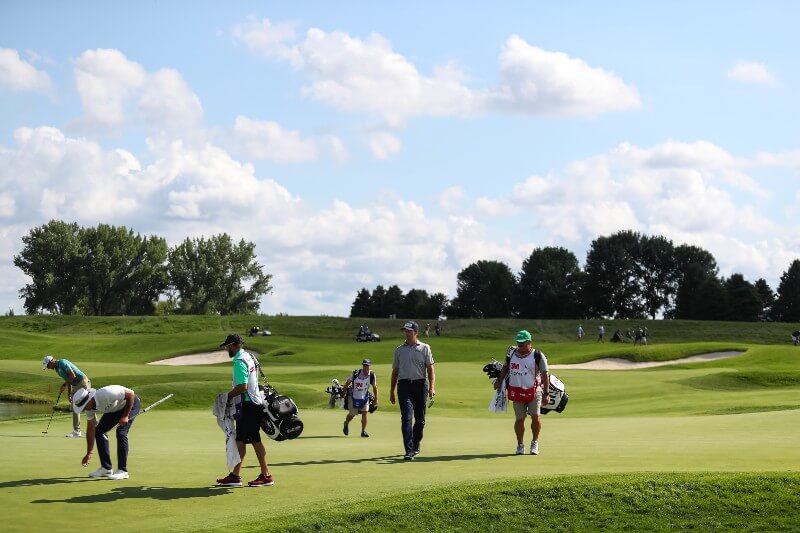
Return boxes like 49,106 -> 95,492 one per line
1,1 -> 798,315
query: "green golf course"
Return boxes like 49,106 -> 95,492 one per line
1,316 -> 799,532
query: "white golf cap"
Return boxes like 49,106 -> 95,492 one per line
42,355 -> 54,369
73,387 -> 96,413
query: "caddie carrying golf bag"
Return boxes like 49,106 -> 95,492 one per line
485,348 -> 570,415
259,383 -> 304,441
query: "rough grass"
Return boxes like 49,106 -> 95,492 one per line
262,472 -> 800,533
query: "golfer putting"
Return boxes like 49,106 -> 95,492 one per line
73,385 -> 141,480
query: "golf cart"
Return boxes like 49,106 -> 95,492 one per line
355,325 -> 381,342
249,326 -> 272,337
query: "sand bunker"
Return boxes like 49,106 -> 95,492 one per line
152,349 -> 745,369
149,351 -> 232,366
549,351 -> 744,370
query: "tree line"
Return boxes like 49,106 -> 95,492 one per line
13,220 -> 272,315
351,230 -> 800,322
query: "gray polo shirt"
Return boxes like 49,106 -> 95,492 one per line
393,341 -> 434,380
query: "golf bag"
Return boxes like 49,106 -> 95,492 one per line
325,379 -> 346,408
259,383 -> 304,441
540,374 -> 568,415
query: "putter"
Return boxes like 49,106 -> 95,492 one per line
42,388 -> 65,435
129,393 -> 174,420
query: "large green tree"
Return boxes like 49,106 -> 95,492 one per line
517,246 -> 583,319
13,220 -> 85,314
168,234 -> 272,314
350,288 -> 372,317
80,224 -> 168,315
724,273 -> 761,322
638,235 -> 677,319
448,260 -> 517,318
583,231 -> 645,318
773,260 -> 800,322
675,263 -> 726,320
754,278 -> 775,320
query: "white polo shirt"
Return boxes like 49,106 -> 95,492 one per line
85,385 -> 130,421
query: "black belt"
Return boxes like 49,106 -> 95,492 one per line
399,379 -> 425,383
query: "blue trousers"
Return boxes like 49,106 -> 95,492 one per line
96,397 -> 140,471
397,379 -> 427,455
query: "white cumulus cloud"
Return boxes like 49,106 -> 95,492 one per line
727,61 -> 780,87
73,48 -> 202,132
232,20 -> 641,125
0,48 -> 52,92
488,35 -> 642,116
368,132 -> 401,160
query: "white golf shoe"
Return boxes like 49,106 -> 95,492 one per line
530,440 -> 539,455
88,467 -> 113,478
65,430 -> 82,438
108,470 -> 129,480
515,443 -> 525,455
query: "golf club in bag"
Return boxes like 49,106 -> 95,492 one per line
251,353 -> 303,441
482,356 -> 569,415
42,387 -> 65,435
325,379 -> 346,408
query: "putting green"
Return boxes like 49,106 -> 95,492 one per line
1,407 -> 798,532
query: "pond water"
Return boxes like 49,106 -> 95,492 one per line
0,400 -> 58,421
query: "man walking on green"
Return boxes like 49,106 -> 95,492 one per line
42,355 -> 91,438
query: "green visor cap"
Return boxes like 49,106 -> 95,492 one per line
515,330 -> 532,343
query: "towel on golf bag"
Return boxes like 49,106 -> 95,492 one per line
212,393 -> 241,470
488,380 -> 508,413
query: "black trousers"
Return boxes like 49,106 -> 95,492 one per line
96,397 -> 140,471
397,379 -> 427,455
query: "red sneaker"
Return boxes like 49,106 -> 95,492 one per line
248,473 -> 275,487
216,473 -> 242,487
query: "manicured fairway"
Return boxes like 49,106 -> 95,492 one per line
1,316 -> 799,531
1,406 -> 798,532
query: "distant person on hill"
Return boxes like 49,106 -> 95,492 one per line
576,324 -> 584,341
792,330 -> 800,346
634,327 -> 644,346
494,330 -> 549,455
612,329 -> 623,343
390,321 -> 436,460
73,384 -> 140,480
435,322 -> 441,336
42,355 -> 91,438
215,333 -> 274,488
343,359 -> 378,438
642,327 -> 649,345
424,323 -> 431,337
597,324 -> 605,343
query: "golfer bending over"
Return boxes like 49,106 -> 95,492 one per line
73,385 -> 140,480
216,333 -> 274,488
495,330 -> 550,455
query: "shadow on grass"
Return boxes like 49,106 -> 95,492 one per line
32,485 -> 233,504
0,477 -> 95,488
297,435 -> 340,439
268,452 -> 511,467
